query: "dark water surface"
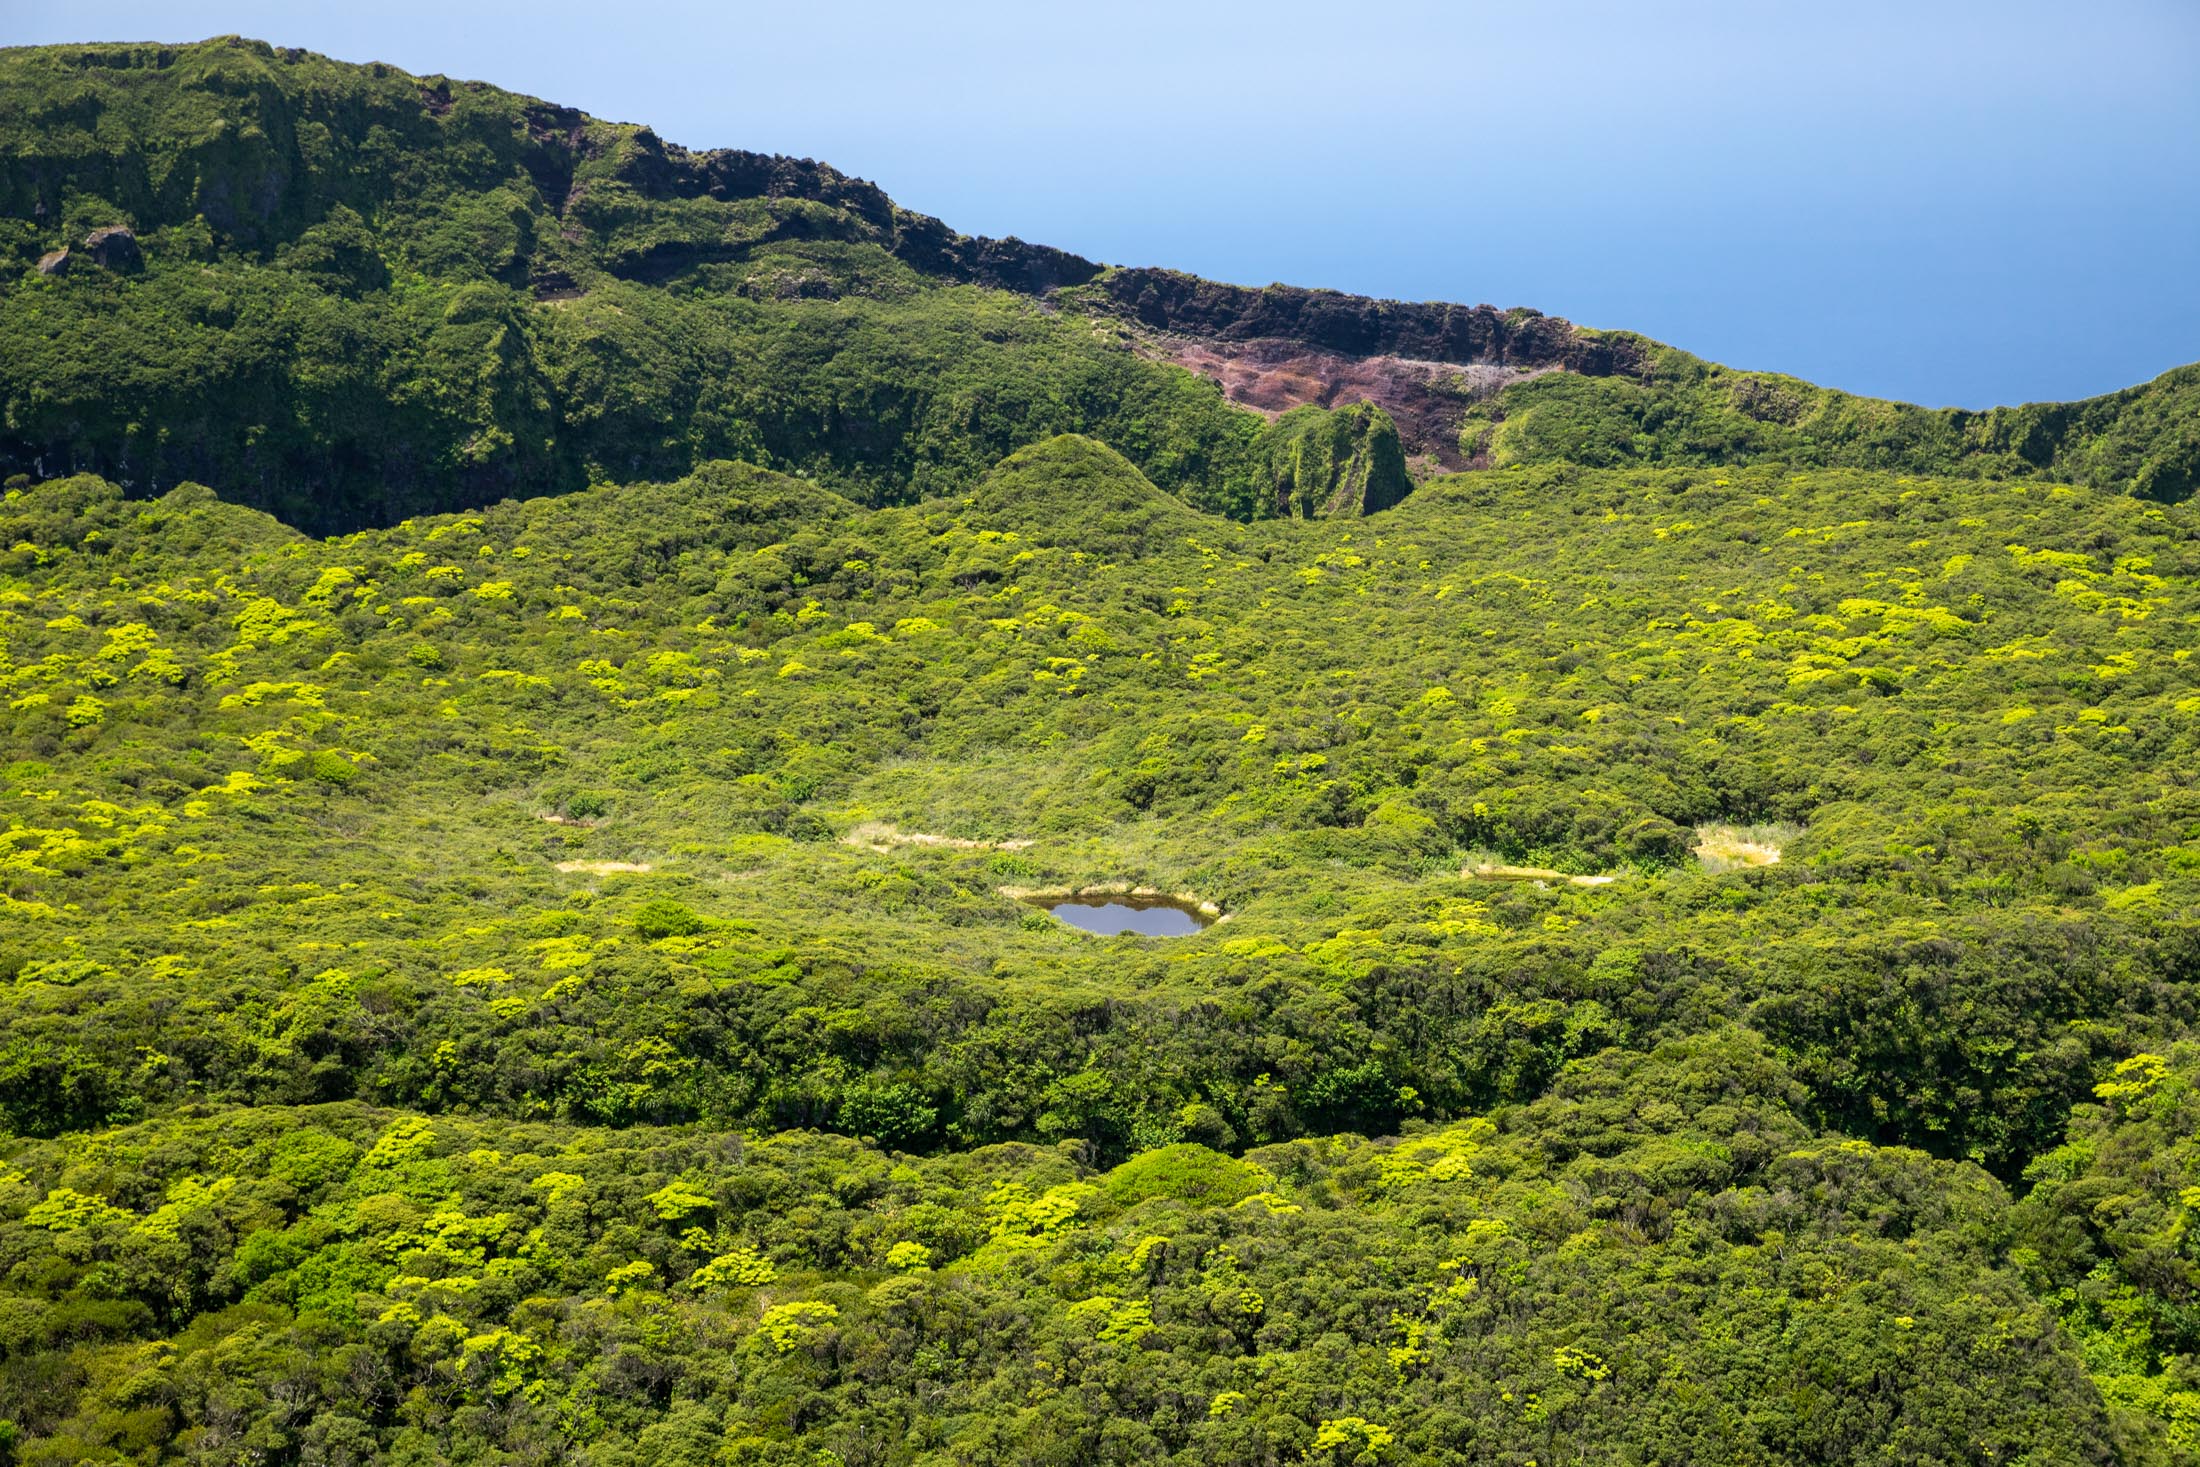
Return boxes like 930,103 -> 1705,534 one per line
1040,897 -> 1211,937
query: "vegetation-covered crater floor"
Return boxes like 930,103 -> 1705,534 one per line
3,437 -> 2199,1462
5,29 -> 2200,1467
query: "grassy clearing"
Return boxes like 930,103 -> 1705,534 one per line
1694,822 -> 1800,872
1463,861 -> 1619,887
841,821 -> 1033,853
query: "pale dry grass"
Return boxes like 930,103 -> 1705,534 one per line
554,860 -> 654,874
842,821 -> 1033,854
1693,822 -> 1799,872
1462,862 -> 1617,888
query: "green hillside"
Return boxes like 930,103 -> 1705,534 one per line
1460,348 -> 2200,501
5,35 -> 2199,539
0,37 -> 1404,533
2,32 -> 2200,1467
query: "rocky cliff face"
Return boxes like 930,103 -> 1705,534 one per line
0,38 -> 1098,301
598,129 -> 1105,294
1128,336 -> 1541,470
1062,270 -> 1647,466
0,37 -> 1621,510
1084,268 -> 1645,375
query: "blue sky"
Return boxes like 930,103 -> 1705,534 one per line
10,1 -> 2199,408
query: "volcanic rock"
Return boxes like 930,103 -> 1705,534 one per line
84,226 -> 143,271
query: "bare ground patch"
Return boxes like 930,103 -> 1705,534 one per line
1134,333 -> 1551,470
555,860 -> 653,875
1693,823 -> 1798,872
844,822 -> 1033,854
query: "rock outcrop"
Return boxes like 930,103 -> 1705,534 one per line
1139,336 -> 1542,469
1260,403 -> 1414,517
82,226 -> 141,271
591,128 -> 1103,294
1086,268 -> 1644,376
1065,270 -> 1648,466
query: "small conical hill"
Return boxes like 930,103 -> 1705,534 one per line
962,434 -> 1211,559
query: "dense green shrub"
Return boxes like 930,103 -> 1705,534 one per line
4,31 -> 2200,1466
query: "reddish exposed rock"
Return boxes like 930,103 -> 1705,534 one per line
1079,269 -> 1646,468
1142,335 -> 1546,469
35,248 -> 69,276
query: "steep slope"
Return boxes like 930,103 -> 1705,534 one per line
1258,402 -> 1414,516
1459,349 -> 2200,500
1083,271 -> 2200,500
0,38 -> 1268,528
6,35 -> 2196,542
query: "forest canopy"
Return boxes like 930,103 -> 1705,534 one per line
1,32 -> 2198,1467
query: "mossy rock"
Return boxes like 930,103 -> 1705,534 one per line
1261,402 -> 1414,517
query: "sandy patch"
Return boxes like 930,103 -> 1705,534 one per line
555,860 -> 653,875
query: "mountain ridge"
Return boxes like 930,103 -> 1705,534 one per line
6,35 -> 2198,534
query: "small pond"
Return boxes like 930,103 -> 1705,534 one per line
1036,895 -> 1214,937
